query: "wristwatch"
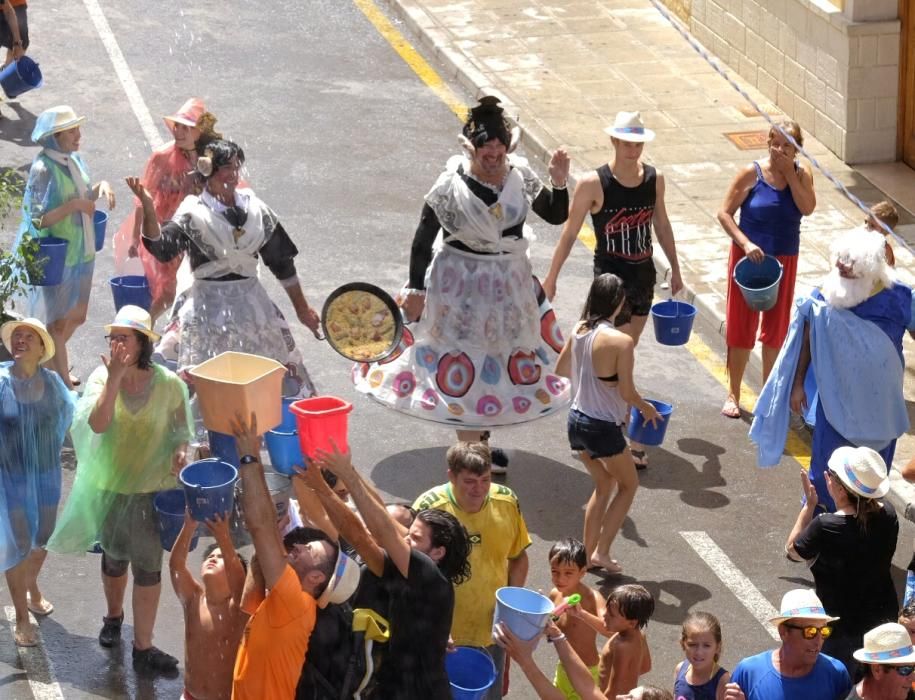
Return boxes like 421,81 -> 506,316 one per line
240,454 -> 259,465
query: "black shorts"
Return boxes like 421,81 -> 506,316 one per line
0,6 -> 28,50
568,409 -> 628,459
593,257 -> 657,325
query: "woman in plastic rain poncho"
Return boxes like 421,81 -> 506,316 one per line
0,318 -> 74,647
48,305 -> 193,675
125,138 -> 319,399
13,105 -> 115,390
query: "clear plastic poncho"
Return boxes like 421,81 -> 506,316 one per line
0,363 -> 75,571
47,363 -> 193,555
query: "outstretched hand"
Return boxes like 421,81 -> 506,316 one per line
125,177 -> 153,206
548,148 -> 570,187
230,411 -> 261,462
205,512 -> 232,541
493,622 -> 539,665
313,440 -> 356,483
800,470 -> 818,511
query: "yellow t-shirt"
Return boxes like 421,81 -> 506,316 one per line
232,564 -> 317,700
414,483 -> 531,647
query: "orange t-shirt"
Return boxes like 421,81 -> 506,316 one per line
232,564 -> 317,700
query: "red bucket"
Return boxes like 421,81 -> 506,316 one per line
290,396 -> 353,458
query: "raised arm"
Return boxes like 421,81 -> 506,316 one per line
291,476 -> 339,541
88,341 -> 132,434
205,512 -> 247,603
125,177 -> 162,240
169,510 -> 203,605
241,554 -> 266,615
785,470 -> 818,561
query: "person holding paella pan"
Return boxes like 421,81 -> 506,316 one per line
351,96 -> 571,472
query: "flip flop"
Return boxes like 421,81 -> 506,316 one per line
589,557 -> 623,575
14,623 -> 37,647
721,398 -> 741,419
26,596 -> 53,616
630,448 -> 649,470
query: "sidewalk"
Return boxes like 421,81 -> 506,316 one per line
382,0 -> 915,515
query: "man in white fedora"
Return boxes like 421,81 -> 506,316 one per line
848,623 -> 915,699
725,589 -> 850,700
542,110 -> 683,470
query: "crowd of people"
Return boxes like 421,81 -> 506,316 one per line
0,39 -> 914,700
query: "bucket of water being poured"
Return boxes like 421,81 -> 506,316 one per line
179,459 -> 238,522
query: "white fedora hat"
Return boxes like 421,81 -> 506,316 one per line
0,317 -> 55,363
31,105 -> 87,144
317,549 -> 361,609
769,589 -> 839,626
603,111 -> 655,143
853,623 -> 915,665
827,446 -> 889,499
105,305 -> 161,343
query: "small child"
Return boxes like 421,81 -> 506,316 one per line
548,538 -> 609,699
598,583 -> 654,697
170,512 -> 249,700
673,612 -> 730,700
864,200 -> 899,267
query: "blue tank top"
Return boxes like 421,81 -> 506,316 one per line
674,663 -> 727,700
737,161 -> 802,256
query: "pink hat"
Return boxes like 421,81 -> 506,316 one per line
163,98 -> 206,130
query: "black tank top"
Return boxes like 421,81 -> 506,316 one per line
590,163 -> 657,262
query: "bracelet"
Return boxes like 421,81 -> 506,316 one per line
547,633 -> 567,644
549,178 -> 567,191
403,288 -> 426,297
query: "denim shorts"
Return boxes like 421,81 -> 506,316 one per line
567,409 -> 628,459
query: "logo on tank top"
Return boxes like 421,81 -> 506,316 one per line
602,206 -> 653,260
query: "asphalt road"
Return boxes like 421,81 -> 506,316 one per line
1,1 -> 914,698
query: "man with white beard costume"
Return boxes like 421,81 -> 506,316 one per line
750,228 -> 915,511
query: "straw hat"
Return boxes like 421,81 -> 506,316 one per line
853,623 -> 915,665
105,305 -> 161,343
0,317 -> 55,362
317,549 -> 361,609
31,105 -> 86,143
827,446 -> 890,499
769,589 -> 839,626
163,97 -> 206,129
603,111 -> 655,143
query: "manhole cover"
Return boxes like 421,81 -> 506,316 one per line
724,130 -> 769,150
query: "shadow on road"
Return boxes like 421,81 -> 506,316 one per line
0,103 -> 37,147
637,437 -> 731,509
590,576 -> 713,626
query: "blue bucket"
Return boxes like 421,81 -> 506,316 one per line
279,396 -> 298,432
493,587 -> 554,642
94,211 -> 108,252
265,429 -> 305,476
0,56 -> 43,99
446,647 -> 497,700
153,489 -> 198,552
734,255 -> 783,312
28,236 -> 67,286
179,459 -> 238,522
650,300 -> 697,346
110,275 -> 152,311
208,430 -> 240,468
627,399 -> 674,446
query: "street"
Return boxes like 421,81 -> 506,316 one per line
0,1 -> 913,698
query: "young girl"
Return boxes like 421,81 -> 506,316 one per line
673,612 -> 730,700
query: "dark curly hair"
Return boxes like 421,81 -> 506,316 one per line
417,509 -> 472,585
201,138 -> 245,178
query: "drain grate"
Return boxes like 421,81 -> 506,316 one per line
724,130 -> 769,150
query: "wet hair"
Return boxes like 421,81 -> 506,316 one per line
608,584 -> 655,629
768,119 -> 804,148
580,273 -> 626,330
202,542 -> 249,575
870,200 -> 899,231
201,138 -> 245,179
134,331 -> 153,370
446,441 -> 492,476
638,687 -> 673,700
681,611 -> 723,662
283,527 -> 339,596
417,509 -> 472,585
386,502 -> 417,527
899,601 -> 915,622
463,96 -> 511,149
549,538 -> 587,569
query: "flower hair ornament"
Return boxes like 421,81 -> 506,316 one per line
196,148 -> 214,177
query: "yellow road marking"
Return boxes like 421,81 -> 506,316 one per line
356,0 -> 809,468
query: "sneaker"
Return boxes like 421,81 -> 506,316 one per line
132,645 -> 179,674
98,614 -> 123,648
490,447 -> 509,475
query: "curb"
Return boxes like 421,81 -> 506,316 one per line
380,0 -> 915,521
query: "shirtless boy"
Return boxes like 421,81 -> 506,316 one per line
599,584 -> 654,697
548,538 -> 609,699
170,512 -> 248,700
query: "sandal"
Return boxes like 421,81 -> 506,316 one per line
589,555 -> 623,575
14,622 -> 37,647
630,448 -> 649,470
26,595 -> 53,616
721,398 -> 741,419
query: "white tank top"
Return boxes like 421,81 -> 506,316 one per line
570,322 -> 629,424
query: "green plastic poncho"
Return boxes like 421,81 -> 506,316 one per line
48,363 -> 193,555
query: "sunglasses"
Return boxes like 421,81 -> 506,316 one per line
784,623 -> 833,639
884,665 -> 915,677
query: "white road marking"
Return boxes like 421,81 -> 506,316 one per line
3,606 -> 66,699
81,0 -> 164,149
680,531 -> 780,641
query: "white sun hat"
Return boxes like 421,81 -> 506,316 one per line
827,445 -> 890,499
31,105 -> 87,144
316,549 -> 361,609
0,317 -> 55,363
603,111 -> 656,143
853,623 -> 915,665
769,588 -> 840,626
105,305 -> 161,343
